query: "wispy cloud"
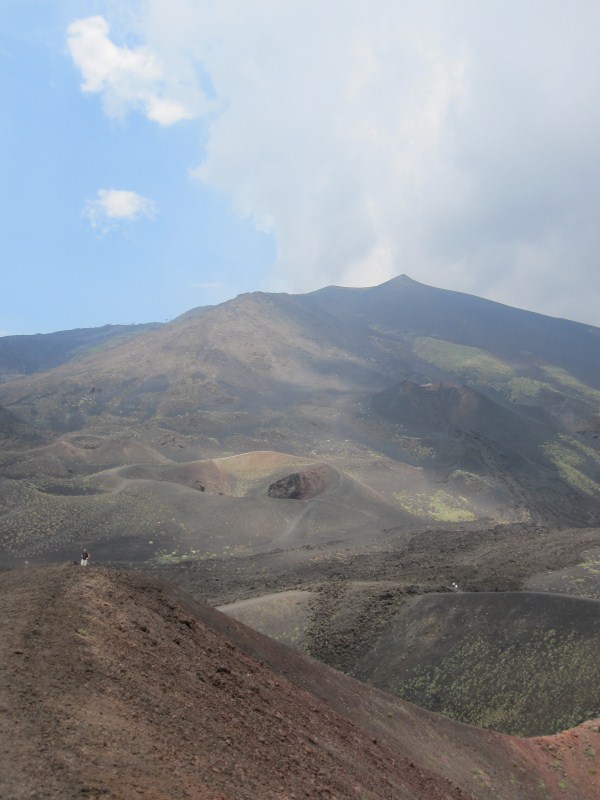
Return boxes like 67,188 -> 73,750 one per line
67,15 -> 204,125
82,189 -> 158,232
70,1 -> 600,324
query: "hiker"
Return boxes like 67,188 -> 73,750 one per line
80,548 -> 90,567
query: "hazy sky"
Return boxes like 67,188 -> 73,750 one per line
2,0 -> 600,335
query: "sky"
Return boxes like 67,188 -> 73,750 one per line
2,0 -> 600,335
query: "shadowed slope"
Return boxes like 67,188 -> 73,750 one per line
372,380 -> 600,524
352,591 -> 600,736
0,323 -> 161,379
299,275 -> 600,387
0,402 -> 48,447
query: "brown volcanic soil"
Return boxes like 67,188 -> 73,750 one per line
0,566 -> 465,800
2,566 -> 599,800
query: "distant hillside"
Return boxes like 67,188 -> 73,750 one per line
0,401 -> 48,447
0,322 -> 161,380
299,275 -> 600,387
1,275 -> 600,570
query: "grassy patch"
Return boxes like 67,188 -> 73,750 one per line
541,436 -> 600,495
504,377 -> 562,402
413,338 -> 514,384
395,626 -> 600,735
397,437 -> 436,462
448,470 -> 492,491
540,366 -> 600,407
393,489 -> 476,522
580,559 -> 600,575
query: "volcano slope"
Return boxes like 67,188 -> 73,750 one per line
351,591 -> 600,736
2,565 -> 600,800
2,275 -> 600,544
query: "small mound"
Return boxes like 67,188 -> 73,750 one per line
373,380 -> 532,440
218,590 -> 313,648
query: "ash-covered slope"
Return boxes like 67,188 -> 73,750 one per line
1,275 -> 600,533
0,322 -> 161,380
2,565 -> 599,800
299,275 -> 600,386
0,401 -> 48,447
372,380 -> 600,524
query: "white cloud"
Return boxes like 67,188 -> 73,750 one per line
73,1 -> 600,324
67,15 -> 204,125
83,189 -> 158,231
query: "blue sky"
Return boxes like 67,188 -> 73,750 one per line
1,0 -> 273,334
2,1 -> 600,335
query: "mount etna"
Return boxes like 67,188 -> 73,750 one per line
1,276 -> 600,797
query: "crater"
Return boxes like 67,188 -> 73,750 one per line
267,467 -> 330,500
352,591 -> 600,736
35,484 -> 105,496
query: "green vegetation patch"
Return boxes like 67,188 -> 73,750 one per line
541,435 -> 600,496
397,437 -> 436,462
413,338 -> 514,384
356,594 -> 600,736
448,470 -> 492,491
580,558 -> 600,576
540,366 -> 600,407
154,541 -> 244,565
504,377 -> 562,402
393,489 -> 476,522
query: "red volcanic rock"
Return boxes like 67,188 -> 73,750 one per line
1,566 -> 598,799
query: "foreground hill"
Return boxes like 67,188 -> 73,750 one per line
1,565 -> 599,799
